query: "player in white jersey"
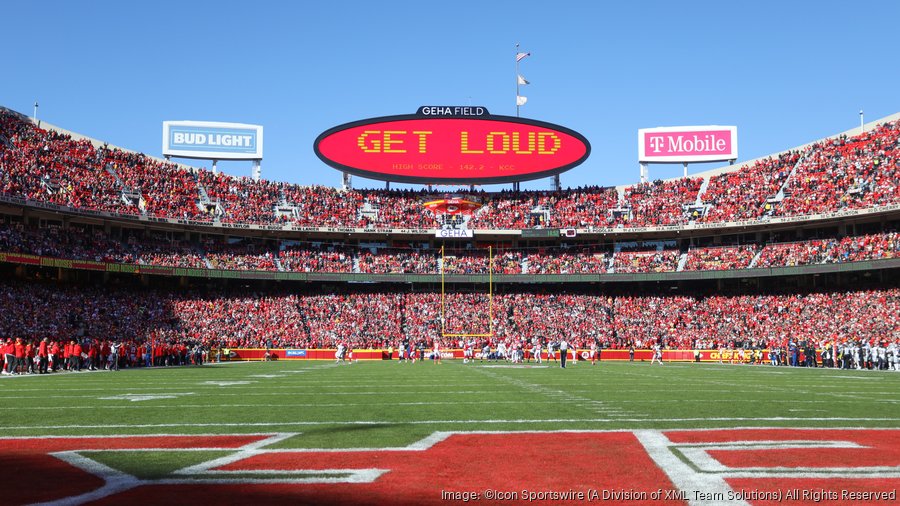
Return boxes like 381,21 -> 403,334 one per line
890,341 -> 900,371
432,339 -> 442,364
590,341 -> 599,365
463,340 -> 473,364
650,344 -> 664,365
531,338 -> 541,364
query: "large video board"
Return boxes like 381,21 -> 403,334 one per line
315,107 -> 590,184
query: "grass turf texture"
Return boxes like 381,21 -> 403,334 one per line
4,361 -> 900,505
3,360 -> 898,443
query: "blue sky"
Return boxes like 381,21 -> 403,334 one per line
4,0 -> 898,190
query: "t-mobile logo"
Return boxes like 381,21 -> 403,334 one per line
648,136 -> 666,153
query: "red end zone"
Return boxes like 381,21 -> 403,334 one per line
2,430 -> 897,505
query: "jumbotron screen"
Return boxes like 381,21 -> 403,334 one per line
314,107 -> 590,184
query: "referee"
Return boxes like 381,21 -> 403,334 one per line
559,339 -> 568,368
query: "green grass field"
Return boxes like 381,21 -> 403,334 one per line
4,360 -> 899,505
5,360 -> 899,440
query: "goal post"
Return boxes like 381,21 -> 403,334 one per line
441,244 -> 493,338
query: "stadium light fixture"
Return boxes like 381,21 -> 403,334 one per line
860,110 -> 864,131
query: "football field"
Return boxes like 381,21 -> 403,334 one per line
3,360 -> 899,505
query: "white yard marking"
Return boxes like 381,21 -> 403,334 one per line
3,399 -> 627,411
201,381 -> 255,386
10,428 -> 900,505
675,440 -> 864,473
33,451 -> 142,506
29,433 -> 388,506
97,393 -> 194,402
7,417 -> 900,431
480,365 -> 548,369
671,439 -> 900,478
635,430 -> 749,505
471,366 -> 639,418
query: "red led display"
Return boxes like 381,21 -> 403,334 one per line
314,115 -> 590,184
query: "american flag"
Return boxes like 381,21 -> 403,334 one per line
516,52 -> 531,62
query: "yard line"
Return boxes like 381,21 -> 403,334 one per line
470,366 -> 641,419
0,400 -> 577,410
7,417 -> 899,431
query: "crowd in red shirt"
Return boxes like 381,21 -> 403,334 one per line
2,217 -> 898,275
4,110 -> 897,231
2,281 -> 900,371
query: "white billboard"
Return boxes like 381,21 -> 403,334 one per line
162,121 -> 263,160
638,125 -> 737,163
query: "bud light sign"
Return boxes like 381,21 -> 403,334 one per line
638,126 -> 737,163
163,121 -> 263,160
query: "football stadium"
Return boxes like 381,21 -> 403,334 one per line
3,3 -> 900,505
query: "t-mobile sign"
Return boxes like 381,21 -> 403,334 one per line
638,126 -> 737,163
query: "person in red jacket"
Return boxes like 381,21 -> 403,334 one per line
2,338 -> 13,375
38,338 -> 49,374
87,341 -> 98,371
101,340 -> 111,370
14,338 -> 26,375
50,340 -> 60,372
72,341 -> 83,372
25,340 -> 35,374
63,341 -> 73,371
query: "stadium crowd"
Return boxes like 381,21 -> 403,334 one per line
3,109 -> 898,231
2,280 -> 899,375
698,153 -> 799,223
1,218 -> 898,274
683,245 -> 760,271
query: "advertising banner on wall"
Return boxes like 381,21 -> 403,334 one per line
638,125 -> 737,163
163,121 -> 263,160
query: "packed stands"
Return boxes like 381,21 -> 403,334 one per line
613,248 -> 680,273
1,217 -> 897,274
699,153 -> 798,222
358,248 -> 437,274
197,171 -> 280,224
776,121 -> 900,217
526,247 -> 609,274
279,243 -> 354,272
683,245 -> 759,271
2,282 -> 899,354
618,178 -> 704,227
754,239 -> 834,268
2,109 -> 899,230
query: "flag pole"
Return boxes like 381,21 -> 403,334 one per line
515,43 -> 520,118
